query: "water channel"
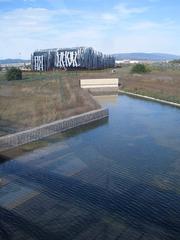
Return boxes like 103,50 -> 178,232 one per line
0,94 -> 180,240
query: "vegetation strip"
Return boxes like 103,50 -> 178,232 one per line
0,108 -> 108,152
119,90 -> 180,108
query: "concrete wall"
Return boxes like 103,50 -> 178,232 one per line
80,78 -> 119,89
0,108 -> 108,152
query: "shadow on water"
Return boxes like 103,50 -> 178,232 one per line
0,154 -> 11,164
0,118 -> 109,164
47,117 -> 109,142
0,205 -> 64,240
1,160 -> 180,240
1,95 -> 180,240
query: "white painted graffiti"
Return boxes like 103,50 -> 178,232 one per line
32,47 -> 115,71
34,55 -> 44,71
56,50 -> 80,68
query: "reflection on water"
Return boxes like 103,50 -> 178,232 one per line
94,95 -> 118,105
0,95 -> 180,240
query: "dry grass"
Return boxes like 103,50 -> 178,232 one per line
0,72 -> 100,135
121,70 -> 180,104
0,65 -> 180,135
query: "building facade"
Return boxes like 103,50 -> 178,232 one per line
31,47 -> 115,71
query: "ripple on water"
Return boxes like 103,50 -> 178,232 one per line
0,95 -> 180,240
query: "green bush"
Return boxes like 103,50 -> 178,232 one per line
170,59 -> 180,64
131,64 -> 151,74
6,67 -> 22,81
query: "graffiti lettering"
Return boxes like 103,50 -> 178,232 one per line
32,47 -> 115,71
56,51 -> 80,68
34,56 -> 43,71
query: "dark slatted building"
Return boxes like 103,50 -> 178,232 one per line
31,47 -> 115,71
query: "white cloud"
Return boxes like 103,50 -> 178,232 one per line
0,7 -> 107,58
110,32 -> 179,54
128,20 -> 177,31
0,2 -> 179,58
101,13 -> 118,23
114,3 -> 148,18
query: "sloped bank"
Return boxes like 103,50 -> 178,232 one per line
0,108 -> 108,152
119,90 -> 180,108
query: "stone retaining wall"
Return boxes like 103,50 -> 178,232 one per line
0,108 -> 108,152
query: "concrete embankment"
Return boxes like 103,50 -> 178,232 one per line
80,78 -> 119,95
119,90 -> 180,108
0,108 -> 108,152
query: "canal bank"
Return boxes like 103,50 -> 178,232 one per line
119,90 -> 180,108
0,108 -> 108,152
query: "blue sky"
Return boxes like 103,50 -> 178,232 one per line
0,0 -> 180,58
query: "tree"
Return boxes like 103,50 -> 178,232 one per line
131,63 -> 151,74
6,67 -> 22,81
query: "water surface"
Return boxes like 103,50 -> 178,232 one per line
0,95 -> 180,240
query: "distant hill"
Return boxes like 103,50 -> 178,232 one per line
1,54 -> 180,64
0,59 -> 30,64
113,53 -> 180,62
